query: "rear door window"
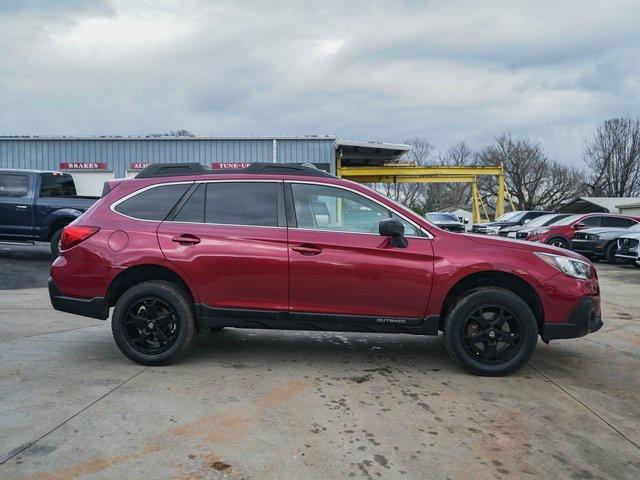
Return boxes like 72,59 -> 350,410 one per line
0,174 -> 29,197
40,173 -> 77,197
603,216 -> 635,228
173,184 -> 205,223
205,182 -> 280,227
115,183 -> 191,221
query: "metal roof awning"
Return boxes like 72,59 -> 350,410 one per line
556,197 -> 640,214
336,139 -> 411,166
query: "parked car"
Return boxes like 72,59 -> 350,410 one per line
571,222 -> 640,263
425,212 -> 465,232
0,169 -> 99,255
522,213 -> 639,249
615,231 -> 640,267
49,162 -> 603,376
471,210 -> 551,235
501,213 -> 572,238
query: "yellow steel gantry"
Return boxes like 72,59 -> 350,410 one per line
336,160 -> 515,223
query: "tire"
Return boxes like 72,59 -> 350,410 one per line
547,237 -> 569,249
443,287 -> 538,376
112,281 -> 196,365
50,229 -> 62,257
604,241 -> 623,265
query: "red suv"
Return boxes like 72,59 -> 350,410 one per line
521,213 -> 638,248
49,163 -> 603,376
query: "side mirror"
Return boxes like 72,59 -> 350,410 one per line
524,218 -> 531,224
573,223 -> 586,230
379,218 -> 408,248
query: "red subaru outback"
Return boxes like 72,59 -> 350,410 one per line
49,163 -> 602,375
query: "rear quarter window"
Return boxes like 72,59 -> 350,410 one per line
114,183 -> 191,221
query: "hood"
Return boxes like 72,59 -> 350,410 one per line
465,233 -> 586,260
499,225 -> 523,232
578,227 -> 626,236
619,232 -> 640,240
435,220 -> 463,226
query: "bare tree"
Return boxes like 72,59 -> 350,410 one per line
148,129 -> 195,137
477,134 -> 584,211
584,118 -> 640,197
435,141 -> 474,208
377,137 -> 434,210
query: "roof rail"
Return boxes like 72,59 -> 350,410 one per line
136,163 -> 209,178
136,162 -> 335,179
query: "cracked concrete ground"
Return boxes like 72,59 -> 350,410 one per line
0,245 -> 639,479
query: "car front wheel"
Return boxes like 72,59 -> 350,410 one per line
547,237 -> 569,249
112,281 -> 196,365
443,287 -> 538,376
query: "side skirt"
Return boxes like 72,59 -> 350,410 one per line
196,305 -> 439,336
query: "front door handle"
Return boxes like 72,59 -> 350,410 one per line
292,244 -> 322,256
16,205 -> 28,210
171,234 -> 201,246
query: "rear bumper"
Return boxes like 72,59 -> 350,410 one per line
48,277 -> 109,320
541,296 -> 603,342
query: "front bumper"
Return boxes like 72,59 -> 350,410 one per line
49,277 -> 109,320
570,239 -> 606,257
541,296 -> 603,343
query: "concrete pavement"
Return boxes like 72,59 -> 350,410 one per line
0,253 -> 638,479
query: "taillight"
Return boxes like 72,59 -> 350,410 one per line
60,226 -> 99,251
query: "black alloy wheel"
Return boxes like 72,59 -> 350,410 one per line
461,305 -> 522,366
124,297 -> 179,355
443,287 -> 538,376
112,280 -> 196,365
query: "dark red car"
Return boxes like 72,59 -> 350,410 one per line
521,213 -> 638,248
49,163 -> 603,376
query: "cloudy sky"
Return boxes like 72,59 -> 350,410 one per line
1,0 -> 639,165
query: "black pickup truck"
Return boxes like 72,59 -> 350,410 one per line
0,169 -> 99,255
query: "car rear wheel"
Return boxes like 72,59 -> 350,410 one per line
443,287 -> 538,376
112,281 -> 196,365
50,229 -> 62,257
547,237 -> 569,249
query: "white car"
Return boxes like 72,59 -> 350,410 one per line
615,231 -> 640,267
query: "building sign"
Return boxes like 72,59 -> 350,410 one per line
130,162 -> 153,170
59,162 -> 107,170
211,162 -> 251,169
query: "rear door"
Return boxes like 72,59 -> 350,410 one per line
0,173 -> 33,238
286,182 -> 434,321
157,181 -> 289,314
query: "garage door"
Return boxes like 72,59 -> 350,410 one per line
68,171 -> 115,196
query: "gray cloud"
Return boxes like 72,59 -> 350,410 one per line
0,0 -> 639,165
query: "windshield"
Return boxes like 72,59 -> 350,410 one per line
426,213 -> 459,222
525,213 -> 571,228
495,211 -> 526,222
553,214 -> 583,226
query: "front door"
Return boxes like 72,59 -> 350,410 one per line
157,181 -> 289,314
0,173 -> 32,238
287,182 -> 434,320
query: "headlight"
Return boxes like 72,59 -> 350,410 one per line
535,252 -> 592,280
529,228 -> 549,236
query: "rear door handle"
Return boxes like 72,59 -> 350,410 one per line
16,205 -> 28,210
171,234 -> 201,245
292,244 -> 322,256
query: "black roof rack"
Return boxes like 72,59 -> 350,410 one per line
136,163 -> 209,178
136,162 -> 334,179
